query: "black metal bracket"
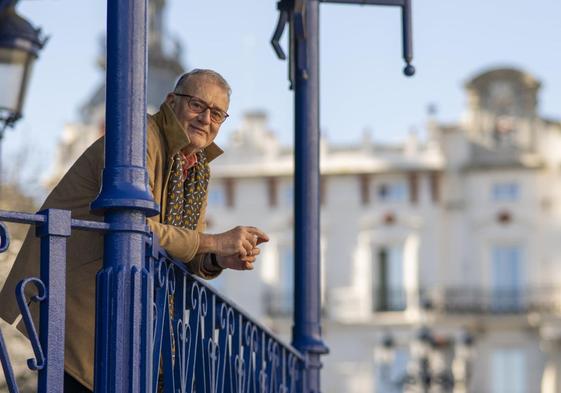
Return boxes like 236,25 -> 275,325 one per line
271,0 -> 415,85
271,0 -> 292,60
0,0 -> 16,14
271,0 -> 309,88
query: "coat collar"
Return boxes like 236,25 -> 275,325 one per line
151,102 -> 223,162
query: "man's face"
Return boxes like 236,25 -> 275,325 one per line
166,76 -> 230,153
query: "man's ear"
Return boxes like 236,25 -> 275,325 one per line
165,93 -> 175,108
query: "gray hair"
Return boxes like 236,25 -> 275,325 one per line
174,68 -> 232,98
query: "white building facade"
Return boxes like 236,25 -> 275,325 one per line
204,68 -> 561,393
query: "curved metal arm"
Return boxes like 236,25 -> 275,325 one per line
271,0 -> 295,60
271,7 -> 289,60
15,277 -> 47,371
313,0 -> 415,76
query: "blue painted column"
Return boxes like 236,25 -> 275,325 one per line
291,0 -> 329,391
37,209 -> 71,392
91,0 -> 159,392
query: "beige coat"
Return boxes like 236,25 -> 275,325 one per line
0,103 -> 222,389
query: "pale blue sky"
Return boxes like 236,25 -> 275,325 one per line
6,0 -> 561,185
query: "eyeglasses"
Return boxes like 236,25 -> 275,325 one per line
173,93 -> 229,124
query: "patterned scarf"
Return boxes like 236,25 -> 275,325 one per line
164,150 -> 210,230
159,150 -> 210,392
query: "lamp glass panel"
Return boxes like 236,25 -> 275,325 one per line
0,48 -> 28,114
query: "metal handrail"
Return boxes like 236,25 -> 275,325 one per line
0,208 -> 73,392
0,210 -> 306,392
147,234 -> 305,392
0,209 -> 111,231
421,286 -> 561,314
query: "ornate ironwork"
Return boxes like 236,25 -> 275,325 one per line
1,210 -> 306,393
15,277 -> 47,371
147,235 -> 305,393
0,209 -> 85,393
421,287 -> 561,314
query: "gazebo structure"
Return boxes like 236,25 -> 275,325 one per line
0,0 -> 414,391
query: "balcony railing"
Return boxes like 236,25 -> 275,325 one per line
148,235 -> 305,392
421,287 -> 561,314
0,210 -> 305,392
0,209 -> 105,392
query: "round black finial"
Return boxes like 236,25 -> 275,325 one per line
462,331 -> 475,347
382,333 -> 395,349
403,63 -> 415,77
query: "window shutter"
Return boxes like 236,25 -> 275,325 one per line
359,174 -> 371,206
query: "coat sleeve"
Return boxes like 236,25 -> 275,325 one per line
189,190 -> 223,279
145,122 -> 220,279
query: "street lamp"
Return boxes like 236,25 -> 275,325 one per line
377,333 -> 396,364
452,330 -> 476,393
0,1 -> 46,136
378,327 -> 475,393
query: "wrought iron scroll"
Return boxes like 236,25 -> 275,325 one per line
15,277 -> 47,371
0,209 -> 107,393
147,234 -> 306,393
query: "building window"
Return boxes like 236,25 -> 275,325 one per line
491,245 -> 523,312
377,182 -> 408,203
493,115 -> 516,146
492,182 -> 519,202
373,246 -> 405,312
492,348 -> 525,393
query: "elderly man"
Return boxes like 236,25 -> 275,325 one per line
0,69 -> 269,392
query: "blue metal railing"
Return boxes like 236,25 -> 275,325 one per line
147,235 -> 305,392
0,211 -> 306,392
0,208 -> 105,392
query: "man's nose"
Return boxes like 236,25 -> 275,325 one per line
197,108 -> 211,124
